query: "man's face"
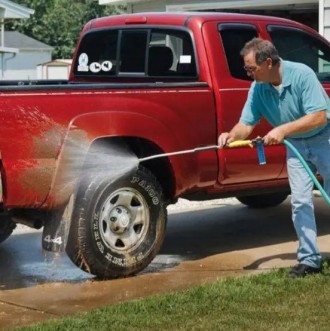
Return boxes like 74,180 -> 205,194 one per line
243,51 -> 271,82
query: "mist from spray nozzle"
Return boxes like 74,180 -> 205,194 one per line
82,142 -> 140,179
62,137 -> 140,191
42,138 -> 142,255
49,132 -> 141,208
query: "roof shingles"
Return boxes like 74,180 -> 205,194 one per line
1,31 -> 53,50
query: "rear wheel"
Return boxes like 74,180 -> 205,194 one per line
66,166 -> 167,279
236,192 -> 289,209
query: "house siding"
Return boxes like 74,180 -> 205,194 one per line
128,1 -> 165,13
1,50 -> 51,79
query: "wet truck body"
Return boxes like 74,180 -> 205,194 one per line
1,12 -> 330,278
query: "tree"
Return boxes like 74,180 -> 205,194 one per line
7,0 -> 121,59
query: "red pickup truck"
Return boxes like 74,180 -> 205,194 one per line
1,12 -> 330,279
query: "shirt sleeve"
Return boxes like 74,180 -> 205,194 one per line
239,82 -> 262,126
301,70 -> 329,114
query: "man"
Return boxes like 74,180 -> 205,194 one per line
218,38 -> 330,278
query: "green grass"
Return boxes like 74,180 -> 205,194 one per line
16,260 -> 330,331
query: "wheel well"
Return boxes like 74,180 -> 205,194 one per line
84,137 -> 175,203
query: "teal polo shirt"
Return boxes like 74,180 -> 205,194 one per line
240,60 -> 330,138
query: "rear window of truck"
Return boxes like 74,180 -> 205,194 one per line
268,25 -> 330,82
74,28 -> 197,79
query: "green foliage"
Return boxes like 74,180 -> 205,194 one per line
6,0 -> 122,59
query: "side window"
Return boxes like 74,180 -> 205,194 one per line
74,28 -> 197,79
268,25 -> 330,82
218,24 -> 258,81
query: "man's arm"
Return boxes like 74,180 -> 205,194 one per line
218,122 -> 255,147
263,110 -> 327,145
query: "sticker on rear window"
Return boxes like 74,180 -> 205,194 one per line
78,65 -> 89,72
78,53 -> 89,65
90,62 -> 102,73
101,61 -> 113,72
78,53 -> 89,72
179,55 -> 192,64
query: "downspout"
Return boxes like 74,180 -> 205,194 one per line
3,52 -> 17,79
1,18 -> 4,48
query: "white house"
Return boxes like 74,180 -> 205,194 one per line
1,31 -> 53,80
99,0 -> 330,41
0,0 -> 53,80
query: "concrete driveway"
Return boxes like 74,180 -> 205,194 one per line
1,196 -> 330,329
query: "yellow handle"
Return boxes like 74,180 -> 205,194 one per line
227,140 -> 253,148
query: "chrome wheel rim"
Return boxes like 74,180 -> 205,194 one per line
98,187 -> 149,252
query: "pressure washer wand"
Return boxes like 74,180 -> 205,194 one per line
139,145 -> 219,162
139,138 -> 266,163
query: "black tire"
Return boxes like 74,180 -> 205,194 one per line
236,192 -> 289,209
66,166 -> 167,279
0,211 -> 16,244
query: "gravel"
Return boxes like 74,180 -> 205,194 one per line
167,197 -> 239,213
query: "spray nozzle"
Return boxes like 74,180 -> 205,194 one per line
227,137 -> 266,165
252,137 -> 266,165
251,137 -> 264,146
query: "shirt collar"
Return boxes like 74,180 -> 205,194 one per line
281,60 -> 291,87
264,59 -> 290,91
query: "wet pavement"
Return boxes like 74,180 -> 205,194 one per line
1,196 -> 330,330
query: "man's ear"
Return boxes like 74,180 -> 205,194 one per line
266,57 -> 273,69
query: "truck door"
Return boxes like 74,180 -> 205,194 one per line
203,22 -> 286,184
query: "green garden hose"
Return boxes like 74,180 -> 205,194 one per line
283,139 -> 330,206
228,138 -> 330,206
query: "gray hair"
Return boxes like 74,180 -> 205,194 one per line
240,38 -> 280,65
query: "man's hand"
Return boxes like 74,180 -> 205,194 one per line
218,132 -> 234,148
218,123 -> 255,148
263,127 -> 285,145
264,111 -> 327,145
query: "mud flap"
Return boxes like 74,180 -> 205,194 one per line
42,196 -> 73,253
